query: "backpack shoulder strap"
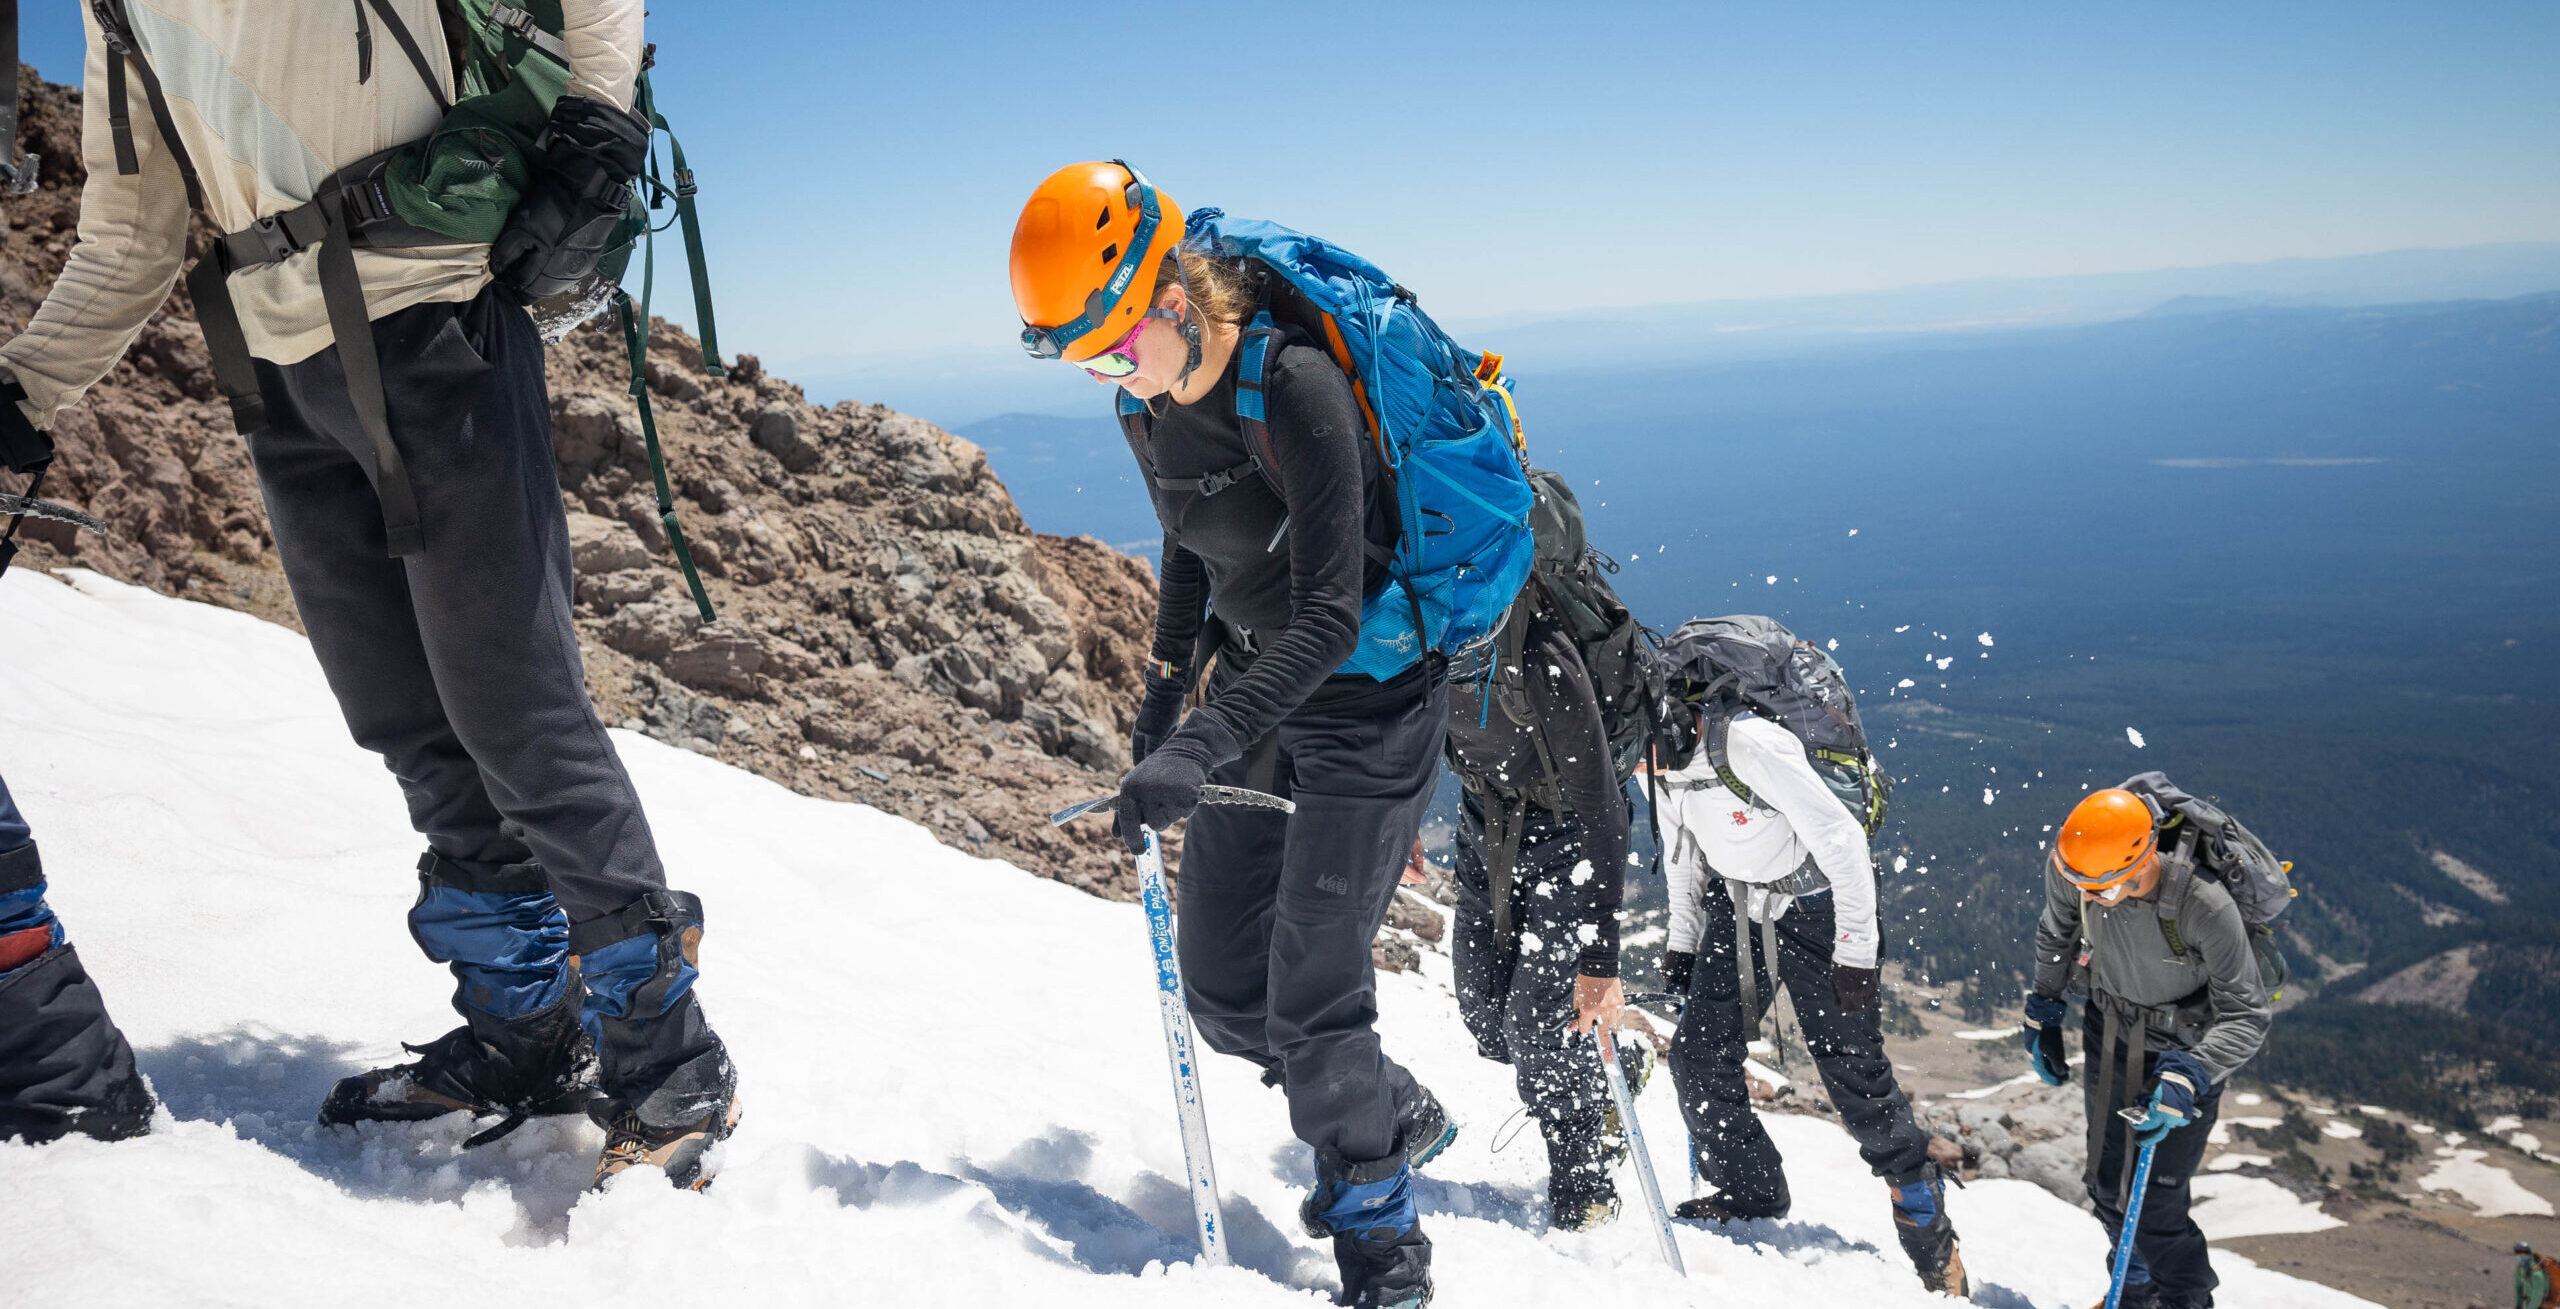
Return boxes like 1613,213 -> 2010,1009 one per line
88,0 -> 203,210
1231,307 -> 1289,503
355,0 -> 453,113
1703,709 -> 1770,810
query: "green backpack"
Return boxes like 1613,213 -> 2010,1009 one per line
386,3 -> 714,356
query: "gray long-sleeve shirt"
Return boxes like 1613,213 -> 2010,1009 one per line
2032,859 -> 2272,1086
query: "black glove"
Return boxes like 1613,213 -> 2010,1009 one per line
488,96 -> 650,305
0,380 -> 52,475
2023,991 -> 2071,1085
1831,963 -> 1879,1013
1114,741 -> 1211,854
1661,949 -> 1696,997
1129,675 -> 1186,766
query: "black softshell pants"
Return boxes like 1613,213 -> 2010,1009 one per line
1668,887 -> 1931,1211
1453,799 -> 1607,1128
1175,670 -> 1447,1165
244,287 -> 668,925
2085,1003 -> 2223,1306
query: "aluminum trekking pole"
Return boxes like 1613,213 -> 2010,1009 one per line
1599,1024 -> 1685,1275
2104,1106 -> 2162,1309
1048,785 -> 1296,1267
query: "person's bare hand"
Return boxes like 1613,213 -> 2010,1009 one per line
1572,974 -> 1627,1036
1401,839 -> 1430,887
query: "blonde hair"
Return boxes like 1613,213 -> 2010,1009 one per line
1154,247 -> 1261,330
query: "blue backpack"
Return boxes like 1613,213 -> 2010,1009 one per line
1123,210 -> 1536,681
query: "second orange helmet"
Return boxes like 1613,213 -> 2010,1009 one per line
2053,787 -> 2159,889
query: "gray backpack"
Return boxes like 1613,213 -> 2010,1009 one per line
2120,771 -> 2296,995
1651,615 -> 1890,835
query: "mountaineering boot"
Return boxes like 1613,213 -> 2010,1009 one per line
1673,1177 -> 1791,1224
0,945 -> 156,1143
0,839 -> 154,1144
1302,1145 -> 1432,1308
1892,1172 -> 1971,1298
573,890 -> 738,1191
1399,1080 -> 1458,1170
319,985 -> 593,1138
1541,1111 -> 1622,1232
324,853 -> 591,1139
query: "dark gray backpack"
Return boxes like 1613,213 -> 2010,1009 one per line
1651,615 -> 1890,835
2120,771 -> 2296,995
1474,468 -> 1656,796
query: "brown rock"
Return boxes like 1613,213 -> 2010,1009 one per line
750,405 -> 819,472
566,511 -> 650,575
667,628 -> 768,696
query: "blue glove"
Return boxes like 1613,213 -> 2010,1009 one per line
2129,1049 -> 2212,1145
2021,992 -> 2070,1086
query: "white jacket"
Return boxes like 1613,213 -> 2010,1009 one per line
1660,713 -> 1880,968
2,0 -> 644,426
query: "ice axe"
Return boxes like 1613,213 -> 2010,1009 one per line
1046,784 -> 1296,828
2103,1104 -> 2160,1309
1598,1023 -> 1685,1275
1049,784 -> 1293,1267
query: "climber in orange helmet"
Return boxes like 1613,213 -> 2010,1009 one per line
1013,161 -> 1451,1309
2024,780 -> 2285,1309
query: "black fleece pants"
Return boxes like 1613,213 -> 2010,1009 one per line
2085,1005 -> 2224,1305
1452,799 -> 1608,1129
1175,671 -> 1447,1165
245,286 -> 669,926
1668,887 -> 1932,1211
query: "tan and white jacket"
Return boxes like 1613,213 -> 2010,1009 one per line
1,0 -> 644,429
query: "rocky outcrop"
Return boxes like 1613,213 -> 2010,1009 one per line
0,66 -> 1157,898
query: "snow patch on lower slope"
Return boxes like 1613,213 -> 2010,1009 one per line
0,570 -> 2377,1308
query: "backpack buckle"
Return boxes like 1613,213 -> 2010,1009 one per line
239,214 -> 307,264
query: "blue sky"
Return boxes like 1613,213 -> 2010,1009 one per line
22,2 -> 2560,377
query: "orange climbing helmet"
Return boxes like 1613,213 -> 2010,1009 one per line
1011,160 -> 1185,363
2053,788 -> 2160,891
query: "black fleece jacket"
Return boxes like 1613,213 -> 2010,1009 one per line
1131,332 -> 1403,765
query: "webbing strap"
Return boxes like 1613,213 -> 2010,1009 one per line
1729,879 -> 1760,1037
358,0 -> 449,114
0,0 -> 19,160
614,289 -> 715,623
669,132 -> 720,376
2089,1002 -> 2119,1191
93,0 -> 203,210
1488,797 -> 1526,950
1761,908 -> 1786,1067
1152,458 -> 1262,498
313,192 -> 423,556
184,256 -> 266,431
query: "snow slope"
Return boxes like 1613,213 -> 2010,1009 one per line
0,570 -> 2380,1308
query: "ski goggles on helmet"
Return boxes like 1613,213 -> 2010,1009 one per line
2051,831 -> 2157,894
